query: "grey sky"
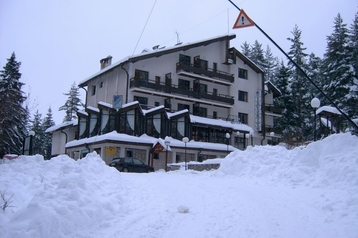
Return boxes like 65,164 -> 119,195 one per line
1,0 -> 356,124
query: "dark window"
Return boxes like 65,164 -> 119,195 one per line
213,62 -> 217,72
155,76 -> 160,84
165,73 -> 171,86
178,103 -> 190,111
179,54 -> 191,65
238,90 -> 248,102
100,82 -> 103,88
135,69 -> 149,81
238,68 -> 248,79
178,79 -> 190,90
92,85 -> 96,96
155,101 -> 160,107
213,111 -> 217,119
199,84 -> 207,94
199,107 -> 207,117
238,112 -> 248,124
213,88 -> 217,96
134,96 -> 148,106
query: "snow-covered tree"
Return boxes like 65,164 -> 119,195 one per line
0,52 -> 28,156
240,41 -> 251,57
42,107 -> 55,159
59,82 -> 83,122
322,14 -> 355,121
286,25 -> 312,141
347,11 -> 358,118
29,110 -> 44,155
250,40 -> 267,72
264,45 -> 279,83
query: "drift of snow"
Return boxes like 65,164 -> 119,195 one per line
0,133 -> 357,238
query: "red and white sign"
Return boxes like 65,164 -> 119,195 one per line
233,9 -> 255,29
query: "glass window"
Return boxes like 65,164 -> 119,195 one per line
238,112 -> 248,124
178,79 -> 190,90
238,68 -> 248,79
134,96 -> 148,106
92,85 -> 96,96
238,90 -> 248,102
135,69 -> 149,81
179,54 -> 191,65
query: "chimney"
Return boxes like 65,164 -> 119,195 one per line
100,55 -> 112,70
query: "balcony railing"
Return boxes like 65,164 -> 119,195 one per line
130,78 -> 234,105
176,62 -> 234,83
265,104 -> 282,115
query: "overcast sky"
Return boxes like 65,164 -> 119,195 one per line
1,0 -> 357,125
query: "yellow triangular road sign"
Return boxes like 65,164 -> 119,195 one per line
233,9 -> 255,29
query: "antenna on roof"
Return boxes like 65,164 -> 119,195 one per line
175,31 -> 182,46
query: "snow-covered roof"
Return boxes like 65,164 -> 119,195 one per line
190,115 -> 253,133
66,131 -> 236,152
87,106 -> 100,113
167,109 -> 189,118
316,106 -> 342,115
142,105 -> 165,115
98,101 -> 113,108
78,34 -> 236,87
45,120 -> 77,133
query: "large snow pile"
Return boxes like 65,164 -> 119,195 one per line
0,132 -> 357,238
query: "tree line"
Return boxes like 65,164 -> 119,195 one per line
241,12 -> 358,143
0,53 -> 83,159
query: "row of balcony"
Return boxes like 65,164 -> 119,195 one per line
176,62 -> 234,83
130,78 -> 234,105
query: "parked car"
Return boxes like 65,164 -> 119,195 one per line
109,157 -> 154,173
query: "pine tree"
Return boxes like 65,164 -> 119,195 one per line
250,40 -> 267,72
29,110 -> 44,155
42,107 -> 55,159
240,41 -> 251,57
347,11 -> 358,119
264,45 -> 279,82
322,14 -> 354,121
286,25 -> 312,141
59,81 -> 83,122
0,52 -> 28,156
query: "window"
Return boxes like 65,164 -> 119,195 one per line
213,62 -> 217,72
155,101 -> 160,107
213,88 -> 217,96
213,111 -> 217,119
155,76 -> 160,84
179,54 -> 191,65
238,68 -> 248,79
100,82 -> 103,88
178,103 -> 190,111
199,107 -> 207,117
92,85 -> 96,96
238,90 -> 248,102
135,69 -> 149,81
194,56 -> 208,70
165,73 -> 171,86
134,96 -> 148,106
238,112 -> 248,124
178,79 -> 190,90
199,84 -> 207,94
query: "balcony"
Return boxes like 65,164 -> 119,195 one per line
130,78 -> 234,105
176,62 -> 234,83
265,104 -> 282,115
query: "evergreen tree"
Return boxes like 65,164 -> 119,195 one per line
286,25 -> 312,141
59,81 -> 83,122
347,11 -> 358,118
322,14 -> 354,120
29,110 -> 44,155
264,45 -> 279,82
250,40 -> 267,72
42,107 -> 55,159
240,41 -> 251,57
0,52 -> 28,156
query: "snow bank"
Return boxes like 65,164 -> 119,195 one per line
0,152 -> 124,238
218,133 -> 358,188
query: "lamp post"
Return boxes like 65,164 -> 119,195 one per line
225,132 -> 230,153
164,138 -> 170,172
311,97 -> 320,141
29,131 -> 35,155
182,137 -> 189,170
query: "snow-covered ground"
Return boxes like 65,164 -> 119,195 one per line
0,133 -> 357,238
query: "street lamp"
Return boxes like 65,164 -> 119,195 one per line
29,131 -> 35,155
164,138 -> 170,172
182,137 -> 189,170
225,132 -> 230,153
311,97 -> 320,141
